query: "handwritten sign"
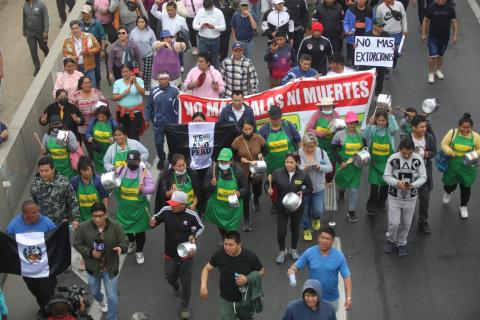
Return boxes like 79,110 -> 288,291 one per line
354,36 -> 395,68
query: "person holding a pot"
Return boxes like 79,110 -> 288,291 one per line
204,148 -> 249,241
365,109 -> 398,216
103,126 -> 149,172
268,152 -> 313,264
332,111 -> 367,224
150,191 -> 204,320
441,113 -> 480,219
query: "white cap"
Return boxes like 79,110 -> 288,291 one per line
316,97 -> 335,107
272,0 -> 285,4
167,191 -> 188,206
377,94 -> 391,107
82,4 -> 92,13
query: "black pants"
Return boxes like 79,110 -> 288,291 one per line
118,111 -> 143,141
219,30 -> 232,63
103,22 -> 118,44
444,184 -> 471,207
375,67 -> 387,96
26,32 -> 49,71
23,276 -> 57,313
399,0 -> 409,11
346,43 -> 355,66
186,18 -> 198,48
325,34 -> 343,54
80,134 -> 94,159
194,168 -> 209,216
165,258 -> 193,308
417,0 -> 434,25
242,177 -> 262,222
56,0 -> 75,23
276,208 -> 302,251
418,182 -> 431,221
113,65 -> 123,80
127,232 -> 146,252
292,29 -> 305,53
367,184 -> 388,212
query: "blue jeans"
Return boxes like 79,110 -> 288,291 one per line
78,65 -> 97,88
250,1 -> 261,25
198,36 -> 221,69
302,191 -> 325,229
239,40 -> 254,60
86,272 -> 118,320
154,130 -> 166,162
388,32 -> 403,68
427,37 -> 448,57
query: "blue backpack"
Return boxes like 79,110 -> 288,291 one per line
434,129 -> 456,173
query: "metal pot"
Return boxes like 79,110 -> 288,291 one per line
250,161 -> 267,174
228,194 -> 240,208
282,192 -> 302,212
353,148 -> 371,168
101,171 -> 121,189
177,242 -> 197,258
329,119 -> 346,133
422,98 -> 440,114
462,151 -> 479,167
55,130 -> 69,146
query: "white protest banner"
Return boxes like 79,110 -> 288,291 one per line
354,36 -> 395,68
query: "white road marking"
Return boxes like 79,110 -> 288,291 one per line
468,0 -> 480,22
334,237 -> 347,320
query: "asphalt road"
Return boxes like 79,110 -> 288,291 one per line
4,1 -> 480,319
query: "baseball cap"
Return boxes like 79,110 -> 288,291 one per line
127,150 -> 141,164
272,0 -> 284,4
159,30 -> 173,39
268,105 -> 282,120
217,148 -> 233,161
311,21 -> 324,33
232,42 -> 244,50
316,97 -> 336,107
82,4 -> 92,13
373,17 -> 386,27
239,0 -> 249,5
166,191 -> 189,206
49,115 -> 63,126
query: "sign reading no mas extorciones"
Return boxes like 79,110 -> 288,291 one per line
354,36 -> 395,68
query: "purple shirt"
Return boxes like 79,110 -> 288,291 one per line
116,167 -> 155,195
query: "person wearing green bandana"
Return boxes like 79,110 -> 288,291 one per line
86,106 -> 119,174
364,109 -> 398,215
441,113 -> 480,219
103,126 -> 149,172
204,148 -> 249,240
332,111 -> 366,224
41,115 -> 79,179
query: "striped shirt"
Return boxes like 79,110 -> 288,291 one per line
220,56 -> 259,97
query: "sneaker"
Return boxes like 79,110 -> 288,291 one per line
418,220 -> 431,235
303,229 -> 313,241
135,252 -> 144,264
127,241 -> 135,254
397,245 -> 408,257
242,221 -> 252,232
435,69 -> 445,80
347,211 -> 358,223
181,66 -> 185,73
275,250 -> 287,264
98,297 -> 108,313
460,206 -> 469,219
180,308 -> 191,319
312,219 -> 321,231
289,248 -> 300,260
173,282 -> 180,297
338,190 -> 346,202
253,197 -> 260,211
384,240 -> 396,254
192,47 -> 199,55
442,192 -> 451,204
428,73 -> 435,84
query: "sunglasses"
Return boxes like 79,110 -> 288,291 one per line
118,31 -> 127,35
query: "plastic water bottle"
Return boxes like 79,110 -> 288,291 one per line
289,273 -> 297,288
235,273 -> 247,293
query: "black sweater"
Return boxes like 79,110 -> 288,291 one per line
203,163 -> 249,199
270,167 -> 313,212
154,168 -> 200,213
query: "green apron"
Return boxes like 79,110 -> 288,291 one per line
315,117 -> 334,160
205,168 -> 243,231
442,133 -> 477,187
335,132 -> 363,189
77,179 -> 101,222
368,131 -> 393,186
47,136 -> 76,178
173,173 -> 195,206
265,124 -> 295,175
112,144 -> 129,169
92,121 -> 113,174
114,169 -> 150,233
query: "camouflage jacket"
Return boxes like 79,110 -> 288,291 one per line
30,172 -> 80,224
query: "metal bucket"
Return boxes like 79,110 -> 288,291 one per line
228,194 -> 240,208
462,151 -> 479,166
250,161 -> 267,174
55,130 -> 69,146
353,148 -> 371,168
282,192 -> 302,212
422,98 -> 440,114
101,171 -> 121,189
329,119 -> 346,133
177,242 -> 197,258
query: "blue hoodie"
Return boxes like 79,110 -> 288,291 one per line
281,279 -> 337,320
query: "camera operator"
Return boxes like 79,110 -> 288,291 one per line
47,294 -> 83,320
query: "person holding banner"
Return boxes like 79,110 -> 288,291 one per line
103,127 -> 149,172
113,150 -> 154,264
204,148 -> 249,239
327,54 -> 355,76
218,90 -> 256,133
332,111 -> 366,223
281,54 -> 318,85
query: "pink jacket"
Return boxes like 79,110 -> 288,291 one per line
92,0 -> 113,24
306,110 -> 341,138
53,70 -> 84,103
182,0 -> 204,18
184,66 -> 225,99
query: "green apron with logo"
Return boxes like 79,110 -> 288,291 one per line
92,121 -> 113,174
47,136 -> 76,178
205,168 -> 243,231
315,117 -> 334,160
442,133 -> 477,187
335,132 -> 363,189
114,169 -> 150,233
77,179 -> 101,222
112,144 -> 129,169
173,173 -> 195,206
265,124 -> 295,175
368,131 -> 393,186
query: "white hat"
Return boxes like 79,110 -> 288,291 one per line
167,191 -> 188,206
316,97 -> 336,107
272,0 -> 285,4
82,4 -> 92,13
377,94 -> 391,107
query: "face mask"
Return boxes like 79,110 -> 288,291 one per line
218,163 -> 230,171
175,169 -> 187,175
127,164 -> 139,171
58,97 -> 68,105
52,128 -> 60,135
243,132 -> 253,140
322,109 -> 333,115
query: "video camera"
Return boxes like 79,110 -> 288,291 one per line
45,285 -> 93,320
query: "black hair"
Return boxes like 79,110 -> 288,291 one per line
203,0 -> 213,9
232,90 -> 244,97
78,156 -> 95,174
374,110 -> 389,127
49,294 -> 70,317
55,88 -> 68,99
198,52 -> 211,65
63,58 -> 76,66
411,114 -> 427,128
77,75 -> 92,90
38,156 -> 54,169
114,126 -> 128,135
120,63 -> 133,71
118,26 -> 128,34
242,119 -> 255,128
96,105 -> 111,119
274,31 -> 287,39
303,288 -> 318,296
329,53 -> 345,65
285,151 -> 300,164
459,113 -> 473,127
398,138 -> 415,151
299,54 -> 312,61
406,107 -> 417,114
69,20 -> 81,28
166,1 -> 177,9
91,202 -> 107,213
192,112 -> 206,121
21,200 -> 38,212
224,230 -> 241,244
136,15 -> 148,26
171,153 -> 186,166
319,226 -> 335,239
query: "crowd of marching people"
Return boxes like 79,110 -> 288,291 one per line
0,0 -> 466,319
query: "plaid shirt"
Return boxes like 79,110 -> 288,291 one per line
220,56 -> 259,97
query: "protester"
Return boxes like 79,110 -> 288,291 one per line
0,121 -> 8,145
313,0 -> 344,54
53,59 -> 84,103
332,111 -> 366,223
107,27 -> 143,82
383,139 -> 427,256
365,109 -> 398,215
365,18 -> 391,96
151,30 -> 186,88
231,1 -> 258,60
231,120 -> 266,231
23,0 -> 50,76
6,200 -> 57,319
299,134 -> 333,241
288,227 -> 352,312
103,127 -> 149,172
74,202 -> 129,320
213,0 -> 235,62
281,279 -> 336,320
327,53 -> 355,75
183,0 -> 204,55
55,0 -> 74,26
264,31 -> 297,88
218,90 -> 256,133
441,113 -> 480,219
297,22 -> 332,76
262,0 -> 294,43
113,150 -> 154,264
150,191 -> 205,319
184,52 -> 225,98
284,0 -> 308,51
281,54 -> 318,85
109,0 -> 148,32
219,42 -> 259,97
416,0 -> 434,26
200,231 -> 265,320
421,0 -> 458,84
343,0 -> 373,66
92,0 -> 117,44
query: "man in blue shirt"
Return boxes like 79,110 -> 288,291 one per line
231,0 -> 258,60
288,226 -> 352,312
281,54 -> 319,85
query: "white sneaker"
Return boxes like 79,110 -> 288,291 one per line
181,66 -> 185,73
135,252 -> 144,264
99,297 -> 108,313
127,242 -> 135,254
435,70 -> 445,80
192,47 -> 199,55
442,192 -> 451,204
428,73 -> 435,84
460,206 -> 469,219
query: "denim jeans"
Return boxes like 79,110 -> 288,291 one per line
302,190 -> 325,229
86,272 -> 118,320
78,65 -> 97,88
154,130 -> 167,162
250,1 -> 261,25
198,36 -> 221,69
239,40 -> 254,60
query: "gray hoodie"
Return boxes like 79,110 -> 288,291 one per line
23,0 -> 49,34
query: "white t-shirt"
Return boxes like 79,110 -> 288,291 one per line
288,171 -> 294,183
412,134 -> 426,158
74,37 -> 84,65
232,105 -> 245,122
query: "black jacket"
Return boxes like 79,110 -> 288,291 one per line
203,163 -> 249,199
154,168 -> 201,213
270,167 -> 312,212
284,0 -> 308,29
297,35 -> 333,75
39,102 -> 85,140
314,2 -> 344,37
403,132 -> 437,190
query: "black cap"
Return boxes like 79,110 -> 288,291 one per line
49,115 -> 63,126
269,105 -> 282,120
127,150 -> 141,164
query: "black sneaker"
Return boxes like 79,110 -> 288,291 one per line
347,211 -> 358,223
384,240 -> 396,254
418,220 -> 431,235
338,190 -> 346,202
253,197 -> 260,211
397,245 -> 408,257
